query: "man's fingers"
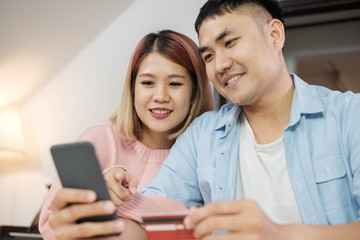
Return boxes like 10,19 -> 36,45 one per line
185,201 -> 248,228
203,201 -> 246,215
186,201 -> 268,239
191,213 -> 244,239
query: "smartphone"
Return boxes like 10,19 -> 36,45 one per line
50,141 -> 120,236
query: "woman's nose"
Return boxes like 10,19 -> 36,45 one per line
152,85 -> 170,102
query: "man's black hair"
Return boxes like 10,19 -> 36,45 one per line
195,0 -> 283,34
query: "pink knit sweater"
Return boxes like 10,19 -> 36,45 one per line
38,124 -> 187,239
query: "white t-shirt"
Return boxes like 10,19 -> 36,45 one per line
235,112 -> 303,224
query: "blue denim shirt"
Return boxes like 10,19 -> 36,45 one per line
142,74 -> 360,225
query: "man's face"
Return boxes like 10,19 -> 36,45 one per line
198,9 -> 282,107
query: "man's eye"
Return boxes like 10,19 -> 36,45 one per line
225,39 -> 236,47
203,54 -> 213,62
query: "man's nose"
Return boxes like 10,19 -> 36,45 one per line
215,51 -> 232,74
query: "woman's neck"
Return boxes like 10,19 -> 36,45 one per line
139,131 -> 175,150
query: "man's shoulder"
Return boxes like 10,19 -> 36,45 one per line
192,103 -> 238,124
313,85 -> 360,107
293,74 -> 360,112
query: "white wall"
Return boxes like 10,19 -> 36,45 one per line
0,0 -> 207,226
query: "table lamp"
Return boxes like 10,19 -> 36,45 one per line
0,107 -> 26,163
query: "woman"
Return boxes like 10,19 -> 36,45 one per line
38,30 -> 214,239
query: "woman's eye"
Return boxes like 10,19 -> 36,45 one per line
169,82 -> 183,86
141,81 -> 154,86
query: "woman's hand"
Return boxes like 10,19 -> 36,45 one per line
48,188 -> 124,239
104,167 -> 139,206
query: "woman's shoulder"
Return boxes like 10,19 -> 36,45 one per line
76,123 -> 131,151
77,123 -> 117,140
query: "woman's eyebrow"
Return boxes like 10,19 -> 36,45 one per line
137,73 -> 154,78
168,74 -> 186,79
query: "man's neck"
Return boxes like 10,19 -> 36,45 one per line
243,78 -> 294,144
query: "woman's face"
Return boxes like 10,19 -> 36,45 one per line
134,52 -> 193,145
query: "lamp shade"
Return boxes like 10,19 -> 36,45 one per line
0,107 -> 26,161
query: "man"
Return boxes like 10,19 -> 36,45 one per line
140,0 -> 360,239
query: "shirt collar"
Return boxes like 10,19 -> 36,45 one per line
214,103 -> 242,135
289,73 -> 324,126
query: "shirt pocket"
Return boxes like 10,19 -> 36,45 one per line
313,156 -> 352,224
197,167 -> 217,204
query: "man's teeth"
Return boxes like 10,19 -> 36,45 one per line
227,75 -> 241,85
151,110 -> 171,114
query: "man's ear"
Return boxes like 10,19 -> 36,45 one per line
269,19 -> 285,51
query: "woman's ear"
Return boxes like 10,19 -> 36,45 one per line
269,19 -> 285,52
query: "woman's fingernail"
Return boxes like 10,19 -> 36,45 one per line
113,220 -> 124,230
103,201 -> 115,212
131,186 -> 137,194
86,191 -> 96,201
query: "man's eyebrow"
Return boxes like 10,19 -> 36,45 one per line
216,28 -> 232,43
199,28 -> 233,54
199,46 -> 208,54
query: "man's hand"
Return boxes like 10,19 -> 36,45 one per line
48,188 -> 124,239
184,200 -> 281,240
104,167 -> 139,206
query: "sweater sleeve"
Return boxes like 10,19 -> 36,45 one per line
116,193 -> 189,223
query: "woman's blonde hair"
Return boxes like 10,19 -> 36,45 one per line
110,30 -> 214,140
